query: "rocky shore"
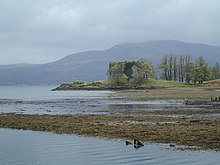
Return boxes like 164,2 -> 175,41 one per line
0,87 -> 219,151
0,110 -> 219,151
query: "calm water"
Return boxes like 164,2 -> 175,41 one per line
0,86 -> 112,114
0,86 -> 187,115
0,86 -> 219,164
0,85 -> 111,100
0,129 -> 219,165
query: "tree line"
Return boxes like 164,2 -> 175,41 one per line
159,54 -> 220,84
107,55 -> 220,87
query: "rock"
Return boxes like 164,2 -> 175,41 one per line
169,144 -> 176,147
126,141 -> 132,145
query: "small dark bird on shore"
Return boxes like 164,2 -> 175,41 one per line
134,139 -> 144,147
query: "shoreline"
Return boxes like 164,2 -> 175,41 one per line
111,87 -> 220,101
51,86 -> 164,91
0,88 -> 219,151
0,109 -> 219,151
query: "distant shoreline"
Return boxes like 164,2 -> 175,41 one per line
51,86 -> 163,91
51,79 -> 180,91
51,79 -> 220,92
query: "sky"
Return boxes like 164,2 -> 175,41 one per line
0,0 -> 219,64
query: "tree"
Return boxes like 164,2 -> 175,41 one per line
173,56 -> 178,81
213,63 -> 220,79
185,56 -> 193,83
160,54 -> 193,82
159,54 -> 214,84
178,56 -> 185,82
132,61 -> 155,85
193,56 -> 208,84
168,55 -> 173,81
108,62 -> 128,87
159,55 -> 169,80
207,66 -> 216,80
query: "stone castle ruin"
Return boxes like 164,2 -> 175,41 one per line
108,61 -> 154,85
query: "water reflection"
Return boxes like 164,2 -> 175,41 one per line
0,129 -> 219,165
126,140 -> 145,149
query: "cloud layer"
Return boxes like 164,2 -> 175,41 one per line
0,0 -> 219,64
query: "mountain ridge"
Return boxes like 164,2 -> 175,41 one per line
0,40 -> 219,85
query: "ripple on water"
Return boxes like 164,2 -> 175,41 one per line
0,129 -> 219,165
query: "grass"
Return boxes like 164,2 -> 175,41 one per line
53,78 -> 220,91
112,87 -> 220,101
142,79 -> 188,88
53,79 -> 191,90
53,80 -> 109,90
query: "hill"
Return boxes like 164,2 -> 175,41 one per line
0,40 -> 220,85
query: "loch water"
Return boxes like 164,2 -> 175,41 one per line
0,129 -> 219,165
0,86 -> 187,115
0,86 -> 219,164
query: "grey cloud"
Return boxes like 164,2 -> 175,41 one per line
0,0 -> 219,64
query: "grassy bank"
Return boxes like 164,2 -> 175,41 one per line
52,79 -> 189,91
52,79 -> 220,91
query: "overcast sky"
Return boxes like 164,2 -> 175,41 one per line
0,0 -> 219,64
